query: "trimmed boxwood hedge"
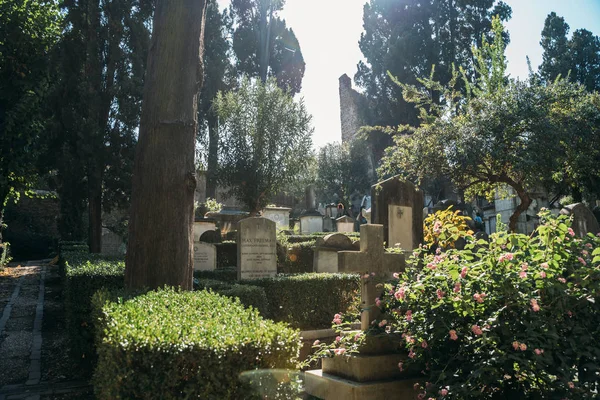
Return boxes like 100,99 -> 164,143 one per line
62,251 -> 125,366
244,273 -> 360,330
194,266 -> 237,282
92,288 -> 300,400
280,241 -> 315,273
195,278 -> 269,315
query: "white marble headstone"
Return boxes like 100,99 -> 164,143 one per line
237,217 -> 277,280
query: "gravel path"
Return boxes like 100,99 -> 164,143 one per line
0,262 -> 92,400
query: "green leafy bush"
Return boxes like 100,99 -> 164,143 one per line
92,287 -> 300,400
246,273 -> 360,330
280,241 -> 315,273
216,242 -> 237,268
195,279 -> 269,315
62,251 -> 124,366
0,241 -> 11,268
194,266 -> 237,282
368,209 -> 600,399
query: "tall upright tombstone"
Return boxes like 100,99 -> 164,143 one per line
237,217 -> 277,280
371,175 -> 424,250
560,203 -> 600,237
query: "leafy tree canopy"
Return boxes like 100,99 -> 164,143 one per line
214,78 -> 313,214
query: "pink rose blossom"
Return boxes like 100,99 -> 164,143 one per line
408,349 -> 416,359
375,297 -> 382,307
582,250 -> 589,256
354,333 -> 362,341
378,319 -> 387,327
426,262 -> 437,270
498,252 -> 515,263
436,289 -> 445,299
421,340 -> 428,348
449,330 -> 458,340
334,348 -> 346,356
568,382 -> 575,389
534,348 -> 544,355
440,388 -> 448,396
393,272 -> 400,279
578,257 -> 587,266
585,243 -> 593,248
519,271 -> 527,279
333,317 -> 342,325
461,267 -> 468,278
568,227 -> 575,236
521,263 -> 528,271
335,336 -> 342,342
530,299 -> 540,312
406,310 -> 413,322
558,277 -> 566,283
520,343 -> 527,351
313,340 -> 320,346
541,262 -> 549,269
540,271 -> 547,278
454,282 -> 461,293
471,325 -> 483,335
395,288 -> 406,301
405,335 -> 415,344
473,293 -> 486,303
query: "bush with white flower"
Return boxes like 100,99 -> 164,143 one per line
312,209 -> 600,399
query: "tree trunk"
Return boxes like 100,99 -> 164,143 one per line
0,190 -> 8,244
508,184 -> 532,233
206,113 -> 218,199
88,162 -> 103,253
125,0 -> 207,291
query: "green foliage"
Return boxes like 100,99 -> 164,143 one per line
195,279 -> 269,315
424,207 -> 474,249
92,287 -> 300,400
62,251 -> 125,368
281,241 -> 315,274
216,243 -> 238,269
369,210 -> 600,399
539,12 -> 600,92
0,241 -> 11,268
315,141 -> 372,206
205,197 -> 223,213
0,0 -> 61,215
355,0 -> 512,128
194,266 -> 238,283
245,274 -> 360,330
214,78 -> 313,214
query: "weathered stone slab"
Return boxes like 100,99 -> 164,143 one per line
313,248 -> 339,273
193,219 -> 216,241
560,203 -> 600,237
371,175 -> 423,250
336,216 -> 355,233
237,217 -> 277,280
262,206 -> 291,229
322,353 -> 407,382
193,242 -> 216,271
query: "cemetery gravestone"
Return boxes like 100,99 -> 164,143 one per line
336,215 -> 355,233
313,233 -> 354,273
193,242 -> 216,271
193,218 -> 216,242
371,175 -> 423,250
560,203 -> 600,237
199,229 -> 221,244
262,206 -> 292,229
237,217 -> 277,280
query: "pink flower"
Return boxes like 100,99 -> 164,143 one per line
421,340 -> 428,349
582,250 -> 589,256
408,349 -> 416,359
585,243 -> 593,248
449,330 -> 458,340
519,271 -> 527,279
406,310 -> 413,322
398,362 -> 403,371
353,333 -> 362,341
440,388 -> 448,396
426,262 -> 437,270
333,317 -> 342,325
461,267 -> 468,278
405,335 -> 415,344
530,299 -> 540,312
334,348 -> 346,356
521,263 -> 529,271
498,252 -> 514,263
519,343 -> 527,351
395,287 -> 406,301
577,257 -> 587,266
436,289 -> 445,299
473,293 -> 486,303
568,227 -> 575,236
393,272 -> 400,279
335,336 -> 342,343
512,341 -> 519,350
568,382 -> 575,389
454,282 -> 461,293
378,319 -> 387,327
558,277 -> 566,283
471,325 -> 483,335
567,310 -> 573,317
375,297 -> 382,307
313,340 -> 320,346
534,348 -> 543,355
433,220 -> 442,234
541,262 -> 549,269
362,274 -> 370,279
417,394 -> 425,400
370,272 -> 376,276
540,271 -> 547,278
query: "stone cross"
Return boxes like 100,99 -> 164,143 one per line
338,224 -> 405,330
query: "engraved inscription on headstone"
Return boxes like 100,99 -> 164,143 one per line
388,205 -> 413,250
193,242 -> 216,271
237,217 -> 277,280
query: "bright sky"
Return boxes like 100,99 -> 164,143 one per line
216,0 -> 600,149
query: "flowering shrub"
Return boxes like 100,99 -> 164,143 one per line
312,210 -> 600,399
424,207 -> 474,250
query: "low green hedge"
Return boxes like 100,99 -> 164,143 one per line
194,266 -> 237,282
280,241 -> 315,273
195,279 -> 269,315
62,251 -> 125,366
92,288 -> 300,400
216,242 -> 237,268
244,273 -> 360,330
